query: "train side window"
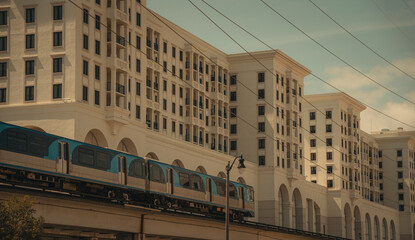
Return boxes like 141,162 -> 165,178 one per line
214,180 -> 226,197
247,187 -> 255,202
78,148 -> 94,166
229,183 -> 238,199
179,172 -> 190,187
149,162 -> 165,183
96,151 -> 111,170
7,130 -> 27,152
129,159 -> 145,178
29,135 -> 48,156
190,174 -> 204,191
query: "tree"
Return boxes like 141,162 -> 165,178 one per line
0,196 -> 44,240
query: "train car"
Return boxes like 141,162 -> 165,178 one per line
0,122 -> 254,218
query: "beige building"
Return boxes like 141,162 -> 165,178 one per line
0,0 -> 411,239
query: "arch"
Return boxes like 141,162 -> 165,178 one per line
217,171 -> 226,179
84,129 -> 108,147
354,206 -> 362,240
145,152 -> 159,160
366,213 -> 372,240
292,188 -> 303,230
172,159 -> 185,168
237,177 -> 246,185
344,203 -> 352,239
24,125 -> 46,133
374,216 -> 380,240
390,221 -> 395,240
117,138 -> 138,155
278,184 -> 290,228
382,218 -> 388,240
314,202 -> 321,233
196,166 -> 207,175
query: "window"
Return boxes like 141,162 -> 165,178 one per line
82,86 -> 88,101
310,112 -> 316,120
172,65 -> 176,76
53,32 -> 62,47
258,139 -> 265,149
25,86 -> 34,101
163,118 -> 167,130
327,180 -> 333,188
179,106 -> 183,116
53,84 -> 62,99
94,90 -> 100,105
326,124 -> 332,133
162,99 -> 167,110
136,59 -> 141,73
258,156 -> 265,166
398,171 -> 403,179
399,205 -> 404,211
94,40 -> 100,55
95,14 -> 100,29
0,88 -> 6,102
397,149 -> 403,157
53,5 -> 63,20
136,36 -> 141,49
0,37 -> 6,51
311,153 -> 317,161
53,58 -> 62,73
399,193 -> 404,201
83,60 -> 88,75
230,91 -> 236,101
326,138 -> 332,146
327,152 -> 333,160
230,75 -> 237,85
230,108 -> 237,118
0,11 -> 7,25
398,182 -> 403,189
398,161 -> 403,168
26,8 -> 35,23
26,34 -> 35,49
310,139 -> 316,147
326,110 -> 332,119
136,12 -> 141,26
258,89 -> 265,99
83,9 -> 89,24
327,166 -> 333,174
25,60 -> 35,75
94,65 -> 100,80
172,121 -> 176,132
163,61 -> 167,72
0,62 -> 6,77
258,105 -> 265,116
258,72 -> 264,82
83,34 -> 88,49
172,102 -> 176,114
96,0 -> 101,5
172,84 -> 176,95
136,82 -> 140,96
258,122 -> 265,132
172,46 -> 176,58
136,105 -> 140,119
230,140 -> 237,151
179,50 -> 183,61
163,42 -> 167,53
311,167 -> 316,174
230,124 -> 237,134
163,80 -> 167,91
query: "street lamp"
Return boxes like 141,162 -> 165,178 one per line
225,154 -> 245,240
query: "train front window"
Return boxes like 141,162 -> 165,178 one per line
129,159 -> 145,178
190,174 -> 204,191
78,148 -> 94,166
149,162 -> 165,183
179,172 -> 190,187
96,151 -> 111,170
7,130 -> 27,152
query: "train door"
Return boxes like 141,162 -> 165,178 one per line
118,156 -> 127,185
240,186 -> 245,209
206,178 -> 212,202
167,168 -> 173,194
58,141 -> 69,174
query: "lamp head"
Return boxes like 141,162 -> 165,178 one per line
237,154 -> 246,169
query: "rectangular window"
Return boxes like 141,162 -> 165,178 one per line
25,60 -> 35,75
230,140 -> 237,151
230,108 -> 237,118
53,58 -> 62,73
26,8 -> 35,23
0,11 -> 7,25
94,90 -> 100,105
95,14 -> 100,29
172,46 -> 176,58
95,65 -> 100,80
0,88 -> 6,102
310,125 -> 316,133
258,139 -> 265,149
53,5 -> 63,20
258,122 -> 265,132
311,167 -> 316,174
53,32 -> 62,46
326,124 -> 332,133
398,182 -> 403,189
230,91 -> 236,101
136,12 -> 141,26
327,166 -> 333,174
163,42 -> 167,53
136,35 -> 141,49
179,106 -> 183,116
83,34 -> 88,49
179,50 -> 183,61
83,9 -> 89,24
172,84 -> 176,95
258,89 -> 265,99
326,110 -> 332,119
163,61 -> 167,72
83,60 -> 88,75
136,82 -> 140,96
310,139 -> 316,147
326,138 -> 332,146
310,112 -> 316,120
230,124 -> 237,134
230,75 -> 237,85
0,36 -> 6,51
397,149 -> 403,157
163,80 -> 167,91
172,121 -> 176,132
258,72 -> 265,82
310,153 -> 316,160
163,99 -> 167,110
163,118 -> 167,130
25,86 -> 34,101
53,84 -> 62,99
398,171 -> 403,179
136,105 -> 141,119
258,105 -> 265,116
327,152 -> 333,160
258,156 -> 265,166
327,180 -> 333,188
82,86 -> 88,101
26,34 -> 35,49
95,40 -> 100,55
398,161 -> 403,168
136,59 -> 141,73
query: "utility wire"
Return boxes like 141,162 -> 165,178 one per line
401,0 -> 415,16
259,0 -> 415,106
369,0 -> 415,47
308,0 -> 415,82
68,0 -> 408,209
198,0 -> 415,130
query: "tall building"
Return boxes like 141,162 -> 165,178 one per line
0,0 -> 409,239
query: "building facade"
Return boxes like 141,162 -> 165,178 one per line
0,0 -> 411,239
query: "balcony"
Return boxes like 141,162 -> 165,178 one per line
193,99 -> 197,107
116,83 -> 125,95
185,98 -> 190,105
146,39 -> 152,48
193,63 -> 197,71
218,76 -> 222,83
116,35 -> 126,47
153,122 -> 159,131
153,82 -> 159,90
146,79 -> 151,87
154,42 -> 159,51
115,8 -> 128,24
185,61 -> 190,69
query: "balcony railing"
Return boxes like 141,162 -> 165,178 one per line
146,39 -> 152,48
154,82 -> 159,90
193,63 -> 197,71
116,35 -> 126,46
116,83 -> 125,94
146,79 -> 151,87
154,43 -> 159,51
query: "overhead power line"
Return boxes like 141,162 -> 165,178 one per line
259,0 -> 415,106
401,0 -> 415,16
308,0 -> 415,82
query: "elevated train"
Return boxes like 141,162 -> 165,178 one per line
0,122 -> 255,219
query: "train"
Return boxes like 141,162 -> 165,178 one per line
0,122 -> 255,219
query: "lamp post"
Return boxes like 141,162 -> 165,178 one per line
225,154 -> 245,240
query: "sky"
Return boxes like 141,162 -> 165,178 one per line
147,0 -> 415,133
